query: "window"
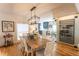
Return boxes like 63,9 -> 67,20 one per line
16,24 -> 29,40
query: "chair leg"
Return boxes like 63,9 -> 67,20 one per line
31,50 -> 36,56
28,52 -> 31,56
24,52 -> 27,56
33,50 -> 36,56
21,50 -> 36,56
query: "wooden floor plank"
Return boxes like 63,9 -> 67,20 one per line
0,42 -> 79,56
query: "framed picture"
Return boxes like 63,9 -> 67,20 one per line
43,22 -> 49,29
2,21 -> 14,32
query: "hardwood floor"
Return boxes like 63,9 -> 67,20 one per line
55,42 -> 79,56
0,41 -> 79,56
0,43 -> 22,56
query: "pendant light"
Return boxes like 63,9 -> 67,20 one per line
28,6 -> 40,25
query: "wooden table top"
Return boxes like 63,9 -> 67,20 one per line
27,40 -> 40,49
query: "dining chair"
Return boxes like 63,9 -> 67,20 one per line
20,37 -> 34,56
44,41 -> 56,56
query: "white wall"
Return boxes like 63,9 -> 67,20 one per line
0,12 -> 27,46
75,3 -> 79,13
39,10 -> 54,30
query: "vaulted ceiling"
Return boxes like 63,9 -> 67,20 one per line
0,3 -> 62,16
0,3 -> 76,19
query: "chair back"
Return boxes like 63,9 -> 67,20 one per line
44,41 -> 56,56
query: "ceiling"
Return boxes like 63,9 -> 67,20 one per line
0,3 -> 76,19
0,3 -> 63,16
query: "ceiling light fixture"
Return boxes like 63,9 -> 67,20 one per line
28,6 -> 40,25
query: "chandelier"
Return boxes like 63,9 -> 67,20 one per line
28,6 -> 40,25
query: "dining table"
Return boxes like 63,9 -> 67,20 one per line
27,40 -> 39,49
27,39 -> 40,56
